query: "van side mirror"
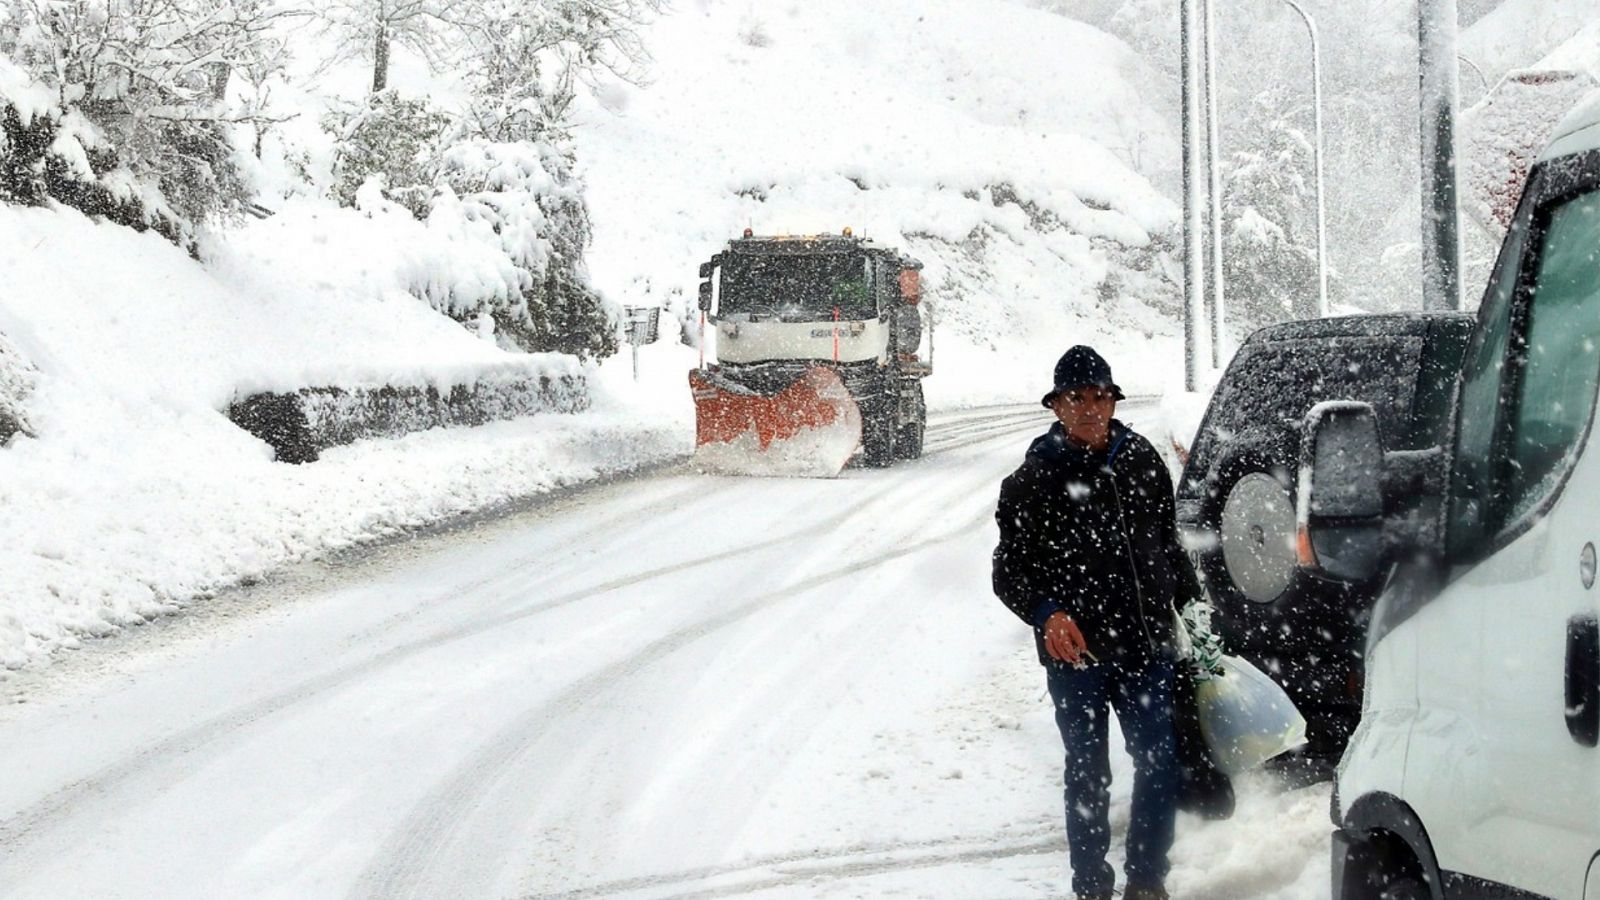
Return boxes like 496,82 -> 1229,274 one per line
1298,401 -> 1385,581
697,280 -> 713,312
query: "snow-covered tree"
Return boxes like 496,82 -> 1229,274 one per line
1221,91 -> 1319,331
453,0 -> 658,139
0,0 -> 293,227
307,0 -> 450,94
421,0 -> 657,358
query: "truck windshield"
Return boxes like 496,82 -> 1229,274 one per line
719,253 -> 877,320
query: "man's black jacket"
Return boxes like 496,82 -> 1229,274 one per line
992,419 -> 1203,667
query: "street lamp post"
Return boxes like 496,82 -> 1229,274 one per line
1181,0 -> 1207,392
1203,0 -> 1227,366
1276,0 -> 1330,319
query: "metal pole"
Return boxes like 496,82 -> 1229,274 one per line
1203,0 -> 1227,365
1419,0 -> 1462,311
1277,0 -> 1329,319
1181,0 -> 1206,392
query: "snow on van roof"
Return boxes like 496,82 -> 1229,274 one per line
1539,85 -> 1600,161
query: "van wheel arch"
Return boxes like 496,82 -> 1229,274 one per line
1339,792 -> 1444,900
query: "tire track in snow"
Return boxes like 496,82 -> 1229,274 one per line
923,416 -> 1048,455
351,491 -> 1008,899
0,478 -> 914,884
518,823 -> 1062,900
356,403 -> 1148,898
0,403 -> 1091,894
330,477 -> 738,649
920,399 -> 1154,458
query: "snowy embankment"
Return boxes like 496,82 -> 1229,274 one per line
0,204 -> 689,669
571,0 -> 1186,409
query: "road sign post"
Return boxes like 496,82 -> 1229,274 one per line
623,306 -> 661,382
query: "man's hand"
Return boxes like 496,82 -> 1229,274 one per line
1043,611 -> 1089,665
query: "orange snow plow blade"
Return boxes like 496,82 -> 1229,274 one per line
689,366 -> 863,477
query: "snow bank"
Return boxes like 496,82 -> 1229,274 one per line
0,203 -> 685,670
572,0 -> 1187,408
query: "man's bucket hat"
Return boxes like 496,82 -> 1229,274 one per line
1040,345 -> 1126,408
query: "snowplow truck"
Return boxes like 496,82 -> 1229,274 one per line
690,230 -> 931,476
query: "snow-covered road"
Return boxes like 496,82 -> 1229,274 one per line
0,403 -> 1332,899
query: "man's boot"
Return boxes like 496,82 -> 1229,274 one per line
1124,883 -> 1170,900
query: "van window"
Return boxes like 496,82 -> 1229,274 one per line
1448,216 -> 1527,555
1448,183 -> 1600,554
1502,191 -> 1600,525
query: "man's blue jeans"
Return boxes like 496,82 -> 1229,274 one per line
1045,652 -> 1178,896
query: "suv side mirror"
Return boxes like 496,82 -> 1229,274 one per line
697,279 -> 713,312
1298,401 -> 1385,581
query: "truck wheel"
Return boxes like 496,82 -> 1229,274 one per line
895,382 -> 926,460
861,401 -> 898,467
895,417 -> 924,459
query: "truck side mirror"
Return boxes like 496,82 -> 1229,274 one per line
698,262 -> 715,279
697,280 -> 713,312
1298,401 -> 1385,581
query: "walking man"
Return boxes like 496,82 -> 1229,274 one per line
992,346 -> 1202,900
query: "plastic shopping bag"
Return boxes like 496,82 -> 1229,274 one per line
1194,655 -> 1307,775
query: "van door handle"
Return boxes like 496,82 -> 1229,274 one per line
1566,614 -> 1599,747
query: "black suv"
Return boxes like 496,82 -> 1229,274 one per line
1176,312 -> 1474,759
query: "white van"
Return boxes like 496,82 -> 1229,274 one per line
1310,94 -> 1600,899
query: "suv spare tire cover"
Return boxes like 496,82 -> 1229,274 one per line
1219,471 -> 1298,603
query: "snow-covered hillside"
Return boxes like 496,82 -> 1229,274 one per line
0,203 -> 687,669
572,0 -> 1186,408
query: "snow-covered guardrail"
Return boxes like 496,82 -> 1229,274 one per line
227,371 -> 589,464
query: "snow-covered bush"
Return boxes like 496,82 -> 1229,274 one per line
432,139 -> 615,360
326,90 -> 450,218
0,58 -> 181,241
0,0 -> 278,228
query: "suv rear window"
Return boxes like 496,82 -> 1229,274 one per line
1185,335 -> 1425,486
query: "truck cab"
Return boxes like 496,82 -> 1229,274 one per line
1316,94 -> 1600,899
695,231 -> 929,467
